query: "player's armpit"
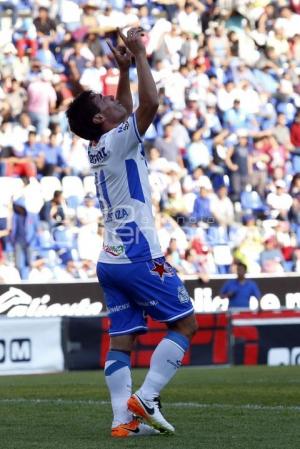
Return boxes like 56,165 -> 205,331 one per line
135,102 -> 158,136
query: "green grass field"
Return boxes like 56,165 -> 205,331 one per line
1,366 -> 300,449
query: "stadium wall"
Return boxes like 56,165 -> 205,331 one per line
1,311 -> 300,375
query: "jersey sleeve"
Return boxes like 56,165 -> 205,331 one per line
111,113 -> 143,155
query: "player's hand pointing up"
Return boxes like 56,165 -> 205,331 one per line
106,39 -> 133,71
118,27 -> 146,57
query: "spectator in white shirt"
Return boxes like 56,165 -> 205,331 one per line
211,185 -> 235,228
266,180 -> 293,219
79,55 -> 107,92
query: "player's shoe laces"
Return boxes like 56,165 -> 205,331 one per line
111,419 -> 160,438
127,393 -> 175,434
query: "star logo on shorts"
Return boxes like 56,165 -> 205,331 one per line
150,261 -> 174,281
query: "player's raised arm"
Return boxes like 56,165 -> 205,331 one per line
107,38 -> 133,117
119,27 -> 159,136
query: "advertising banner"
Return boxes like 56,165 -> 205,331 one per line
232,310 -> 300,366
1,311 -> 300,374
62,311 -> 300,370
0,317 -> 64,375
0,274 -> 299,318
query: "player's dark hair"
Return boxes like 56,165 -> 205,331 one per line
66,90 -> 102,141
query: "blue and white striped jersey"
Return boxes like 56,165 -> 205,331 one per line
88,113 -> 163,264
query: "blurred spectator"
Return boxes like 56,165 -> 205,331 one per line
260,235 -> 285,273
164,183 -> 188,223
251,137 -> 269,198
273,113 -> 293,150
177,1 -> 202,36
154,123 -> 182,164
21,129 -> 44,175
5,78 -> 27,120
224,99 -> 251,133
3,128 -> 37,178
10,197 -> 40,279
80,1 -> 100,31
0,258 -> 21,283
290,110 -> 300,172
181,248 -> 202,275
26,69 -> 57,133
207,24 -> 230,62
77,192 -> 101,231
210,185 -> 234,228
51,74 -> 73,132
226,130 -> 251,202
66,41 -> 92,84
289,172 -> 300,197
33,6 -> 57,41
39,132 -> 69,178
0,200 -> 11,261
79,55 -> 107,92
233,215 -> 263,273
266,179 -> 293,219
64,135 -> 90,177
289,191 -> 300,245
219,260 -> 261,309
14,17 -> 37,58
186,130 -> 211,171
0,0 -> 300,280
28,256 -> 54,282
40,190 -> 68,229
191,186 -> 213,224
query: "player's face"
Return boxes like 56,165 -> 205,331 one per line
90,93 -> 127,124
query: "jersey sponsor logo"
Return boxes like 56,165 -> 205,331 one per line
178,286 -> 191,304
88,146 -> 109,166
136,299 -> 158,307
103,244 -> 124,256
107,302 -> 130,313
117,121 -> 129,133
149,260 -> 174,281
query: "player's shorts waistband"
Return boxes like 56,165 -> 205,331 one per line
98,254 -> 165,265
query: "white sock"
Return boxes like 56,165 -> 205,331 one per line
104,350 -> 132,427
137,331 -> 189,400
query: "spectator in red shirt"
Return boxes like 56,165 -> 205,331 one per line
290,110 -> 300,172
291,0 -> 300,14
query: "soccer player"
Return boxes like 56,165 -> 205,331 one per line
66,27 -> 198,438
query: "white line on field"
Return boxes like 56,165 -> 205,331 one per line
0,398 -> 300,412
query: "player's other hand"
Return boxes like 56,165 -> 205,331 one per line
118,27 -> 146,57
106,40 -> 133,71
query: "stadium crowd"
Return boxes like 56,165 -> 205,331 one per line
0,0 -> 300,281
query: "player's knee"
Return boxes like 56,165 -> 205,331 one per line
110,334 -> 138,352
168,314 -> 198,340
186,315 -> 198,339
